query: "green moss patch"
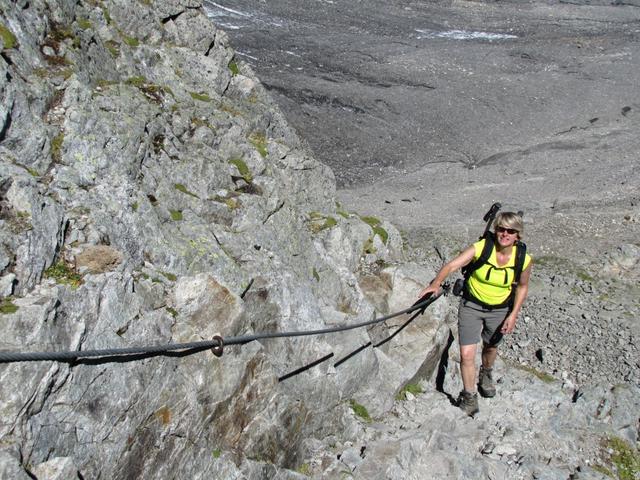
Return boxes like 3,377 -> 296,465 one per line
249,132 -> 268,157
296,463 -> 311,476
309,216 -> 337,233
190,91 -> 212,102
174,183 -> 199,198
0,23 -> 17,50
169,209 -> 183,221
44,261 -> 82,288
105,40 -> 120,57
229,158 -> 253,183
100,5 -> 113,25
0,298 -> 19,315
372,225 -> 388,244
77,18 -> 93,30
125,76 -> 166,104
513,362 -> 555,383
598,436 -> 640,480
349,399 -> 371,423
96,79 -> 118,89
360,215 -> 381,227
228,60 -> 240,76
360,215 -> 388,244
160,271 -> 177,282
126,76 -> 147,87
396,383 -> 423,401
51,133 -> 64,162
121,33 -> 139,47
209,192 -> 241,210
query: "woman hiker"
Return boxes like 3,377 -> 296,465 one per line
418,212 -> 532,416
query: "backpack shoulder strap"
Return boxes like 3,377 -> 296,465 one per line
463,232 -> 495,279
512,240 -> 527,285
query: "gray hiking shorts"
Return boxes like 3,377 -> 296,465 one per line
458,299 -> 510,346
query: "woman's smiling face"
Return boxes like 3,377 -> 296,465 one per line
495,225 -> 519,247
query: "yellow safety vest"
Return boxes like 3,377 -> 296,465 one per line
466,239 -> 532,306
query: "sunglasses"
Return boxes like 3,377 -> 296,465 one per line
496,226 -> 519,235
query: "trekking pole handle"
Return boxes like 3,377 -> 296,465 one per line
481,202 -> 501,236
483,202 -> 501,222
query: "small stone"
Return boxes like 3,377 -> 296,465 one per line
0,274 -> 16,296
494,444 -> 518,456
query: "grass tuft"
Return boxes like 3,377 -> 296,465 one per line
44,261 -> 82,288
309,216 -> 337,233
161,271 -> 177,282
229,158 -> 253,183
77,18 -> 93,30
360,215 -> 381,227
513,362 -> 555,383
0,23 -> 17,49
349,399 -> 371,422
602,436 -> 640,480
105,40 -> 119,57
121,34 -> 139,47
228,60 -> 240,75
190,91 -> 212,102
174,183 -> 199,198
51,133 -> 64,162
0,298 -> 19,315
249,132 -> 268,157
396,383 -> 423,401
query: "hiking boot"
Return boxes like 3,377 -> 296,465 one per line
478,366 -> 496,398
457,390 -> 479,417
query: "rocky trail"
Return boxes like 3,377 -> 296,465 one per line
305,360 -> 639,479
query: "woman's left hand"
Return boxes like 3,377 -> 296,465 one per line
501,314 -> 517,334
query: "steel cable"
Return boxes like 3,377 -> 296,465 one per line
0,290 -> 445,364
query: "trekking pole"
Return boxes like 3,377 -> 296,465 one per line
481,202 -> 501,236
453,204 -> 501,297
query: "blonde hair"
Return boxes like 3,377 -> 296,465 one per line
493,212 -> 524,239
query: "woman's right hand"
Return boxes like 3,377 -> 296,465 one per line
417,244 -> 476,301
417,283 -> 440,299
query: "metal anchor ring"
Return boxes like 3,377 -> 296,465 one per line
211,335 -> 224,357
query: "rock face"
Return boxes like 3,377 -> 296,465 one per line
1,1 -> 638,479
0,1 -> 449,478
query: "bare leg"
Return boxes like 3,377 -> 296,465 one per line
460,343 -> 478,392
482,343 -> 498,369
